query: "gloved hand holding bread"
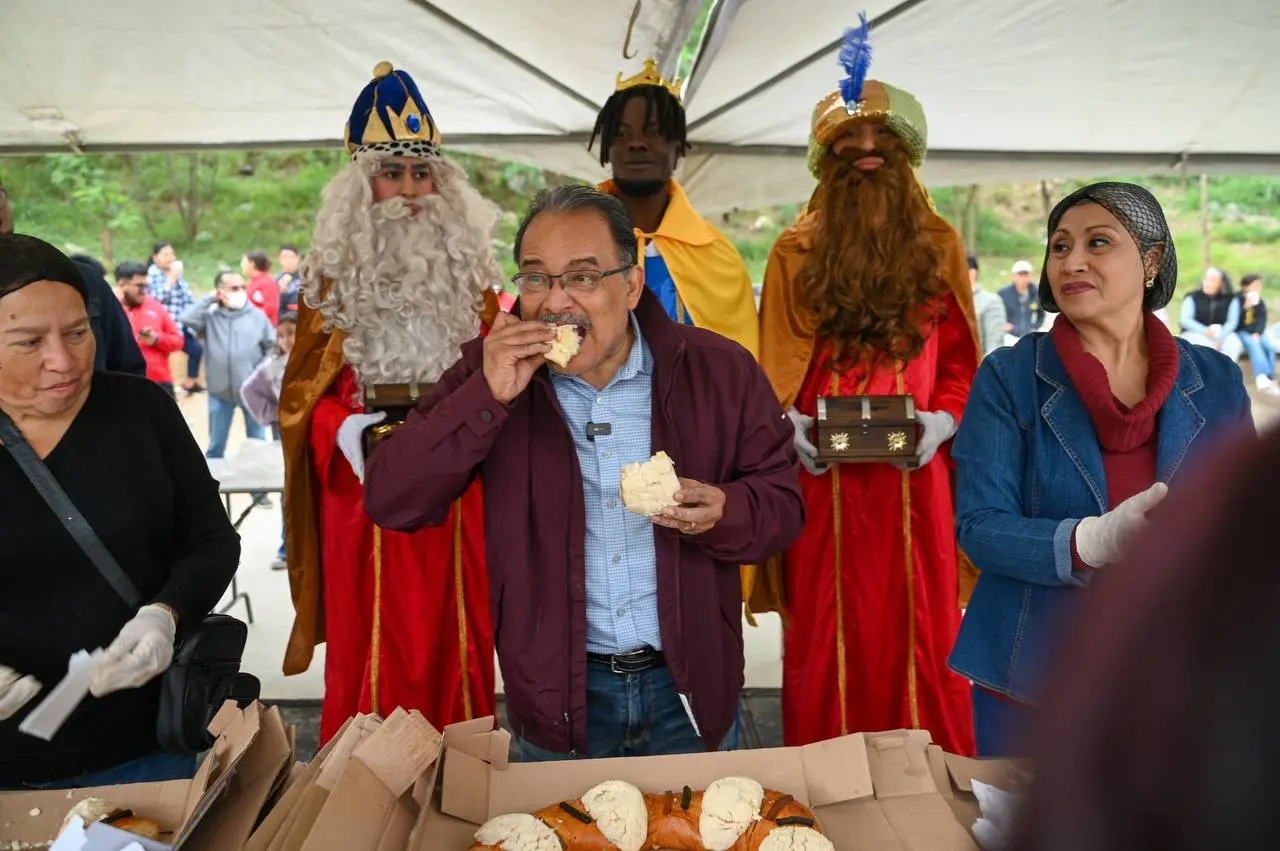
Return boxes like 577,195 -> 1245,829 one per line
469,776 -> 834,851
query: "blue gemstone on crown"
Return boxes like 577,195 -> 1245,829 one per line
406,114 -> 422,133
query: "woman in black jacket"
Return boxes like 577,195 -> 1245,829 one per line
0,234 -> 240,788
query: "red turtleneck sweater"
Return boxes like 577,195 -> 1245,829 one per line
1052,312 -> 1179,511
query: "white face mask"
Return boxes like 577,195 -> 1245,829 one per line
224,290 -> 248,310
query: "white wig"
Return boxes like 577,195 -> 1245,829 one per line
301,153 -> 502,386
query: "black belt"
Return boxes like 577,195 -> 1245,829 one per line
588,646 -> 665,674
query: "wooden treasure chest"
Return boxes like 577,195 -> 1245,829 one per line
361,382 -> 433,457
813,395 -> 919,467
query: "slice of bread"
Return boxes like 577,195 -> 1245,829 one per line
620,451 -> 681,516
546,325 -> 581,368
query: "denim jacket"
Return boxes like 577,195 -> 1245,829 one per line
948,331 -> 1252,703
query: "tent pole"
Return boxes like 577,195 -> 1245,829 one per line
1200,173 -> 1212,270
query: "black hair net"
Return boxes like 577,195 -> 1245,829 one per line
0,233 -> 88,303
1038,182 -> 1177,313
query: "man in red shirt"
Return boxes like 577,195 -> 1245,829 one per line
116,260 -> 184,396
243,251 -> 280,327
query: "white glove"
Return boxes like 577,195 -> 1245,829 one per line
1074,482 -> 1169,568
0,664 -> 42,721
90,604 -> 178,698
914,410 -> 956,468
786,407 -> 830,476
336,411 -> 387,485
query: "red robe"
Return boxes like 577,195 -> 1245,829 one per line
781,293 -> 977,755
309,365 -> 494,742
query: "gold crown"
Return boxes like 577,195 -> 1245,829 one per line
615,58 -> 683,100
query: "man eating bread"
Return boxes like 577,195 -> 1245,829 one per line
364,184 -> 804,760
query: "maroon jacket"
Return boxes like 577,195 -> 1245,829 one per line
364,290 -> 804,754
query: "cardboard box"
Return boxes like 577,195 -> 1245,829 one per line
0,700 -> 292,850
417,718 -> 1022,851
929,746 -> 1033,839
247,707 -> 443,851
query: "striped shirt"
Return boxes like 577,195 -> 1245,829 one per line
148,264 -> 196,326
551,313 -> 661,654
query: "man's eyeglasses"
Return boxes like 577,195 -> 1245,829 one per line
511,265 -> 633,296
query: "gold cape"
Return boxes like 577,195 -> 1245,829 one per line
279,286 -> 498,675
752,209 -> 981,616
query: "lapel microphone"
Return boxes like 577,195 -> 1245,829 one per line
586,422 -> 612,441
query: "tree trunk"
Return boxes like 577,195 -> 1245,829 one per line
952,191 -> 965,243
101,220 -> 113,266
124,154 -> 158,238
1039,180 -> 1053,219
965,185 -> 980,254
956,185 -> 980,253
185,153 -> 201,241
1200,173 -> 1211,270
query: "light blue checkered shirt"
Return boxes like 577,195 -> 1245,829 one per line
551,313 -> 662,655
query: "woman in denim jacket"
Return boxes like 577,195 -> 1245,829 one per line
948,183 -> 1253,756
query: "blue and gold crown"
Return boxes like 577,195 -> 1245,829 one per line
344,61 -> 441,154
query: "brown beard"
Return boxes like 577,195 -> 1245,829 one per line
798,144 -> 947,371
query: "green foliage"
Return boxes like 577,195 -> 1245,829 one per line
45,154 -> 141,262
678,0 -> 716,78
1172,175 -> 1280,215
4,148 -> 1279,309
1216,220 -> 1280,245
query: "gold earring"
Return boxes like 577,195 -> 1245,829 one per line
1145,278 -> 1154,289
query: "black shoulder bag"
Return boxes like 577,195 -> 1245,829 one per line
0,412 -> 259,753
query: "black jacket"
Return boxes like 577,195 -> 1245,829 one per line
72,259 -> 147,377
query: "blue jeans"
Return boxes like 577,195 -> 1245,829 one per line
7,751 -> 197,791
182,328 -> 203,380
972,685 -> 1036,758
272,423 -> 286,558
516,661 -> 741,761
206,395 -> 265,459
1239,332 -> 1276,380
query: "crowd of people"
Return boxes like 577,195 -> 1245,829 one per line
0,17 -> 1273,846
969,251 -> 1276,396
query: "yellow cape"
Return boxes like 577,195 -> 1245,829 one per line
600,179 -> 759,358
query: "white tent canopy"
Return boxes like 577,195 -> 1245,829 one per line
3,0 -> 1278,213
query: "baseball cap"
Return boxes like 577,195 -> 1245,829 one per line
1012,260 -> 1034,275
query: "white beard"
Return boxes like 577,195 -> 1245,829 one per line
301,156 -> 502,389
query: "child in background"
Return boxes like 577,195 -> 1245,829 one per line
242,311 -> 297,569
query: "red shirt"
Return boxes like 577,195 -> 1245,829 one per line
124,295 -> 185,384
1053,312 -> 1180,571
247,272 -> 280,327
1053,312 -> 1179,506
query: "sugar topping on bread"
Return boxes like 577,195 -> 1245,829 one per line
700,776 -> 765,850
474,812 -> 563,851
758,825 -> 837,850
581,780 -> 647,851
